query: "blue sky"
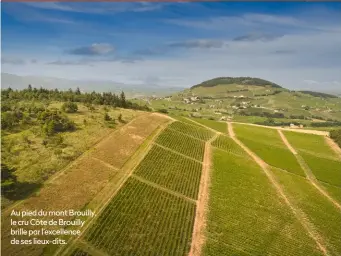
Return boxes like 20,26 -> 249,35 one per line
1,2 -> 341,91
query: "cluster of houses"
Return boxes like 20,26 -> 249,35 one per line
183,96 -> 199,104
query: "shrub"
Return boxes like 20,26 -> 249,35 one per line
61,102 -> 78,113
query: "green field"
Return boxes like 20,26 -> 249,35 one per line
84,177 -> 195,256
134,145 -> 202,199
168,121 -> 214,141
300,152 -> 341,187
233,124 -> 305,176
271,167 -> 341,255
204,149 -> 322,256
156,128 -> 205,161
189,118 -> 227,133
283,131 -> 339,160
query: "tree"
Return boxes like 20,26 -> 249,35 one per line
75,87 -> 81,95
61,102 -> 78,113
1,163 -> 16,195
120,91 -> 126,108
28,84 -> 32,91
104,112 -> 111,121
118,113 -> 123,123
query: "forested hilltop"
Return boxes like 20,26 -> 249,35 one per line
191,77 -> 283,89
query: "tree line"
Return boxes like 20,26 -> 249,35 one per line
1,85 -> 150,111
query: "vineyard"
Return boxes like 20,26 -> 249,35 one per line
156,128 -> 205,161
204,148 -> 322,256
283,131 -> 339,160
188,118 -> 227,133
3,115 -> 341,256
83,178 -> 196,256
168,121 -> 214,141
271,167 -> 341,255
283,130 -> 341,187
212,134 -> 249,157
233,124 -> 305,176
134,145 -> 202,199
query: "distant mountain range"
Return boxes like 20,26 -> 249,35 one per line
1,73 -> 184,98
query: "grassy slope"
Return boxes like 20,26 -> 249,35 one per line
204,149 -> 322,256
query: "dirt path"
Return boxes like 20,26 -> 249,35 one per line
189,133 -> 219,256
231,121 -> 329,136
57,122 -> 171,256
227,122 -> 328,255
278,130 -> 297,155
325,137 -> 341,160
278,131 -> 341,211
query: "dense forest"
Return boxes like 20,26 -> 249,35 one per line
191,77 -> 283,89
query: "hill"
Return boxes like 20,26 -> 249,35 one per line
144,77 -> 341,127
191,76 -> 283,89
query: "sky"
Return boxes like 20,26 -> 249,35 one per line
1,2 -> 341,91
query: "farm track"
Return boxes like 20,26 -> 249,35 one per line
91,157 -> 119,171
131,174 -> 196,204
153,142 -> 202,164
231,121 -> 329,136
278,131 -> 341,211
227,122 -> 329,256
56,120 -> 173,256
1,115 -> 143,216
325,137 -> 341,160
189,133 -> 219,256
278,130 -> 297,155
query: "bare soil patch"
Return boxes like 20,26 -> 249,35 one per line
189,133 -> 218,256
